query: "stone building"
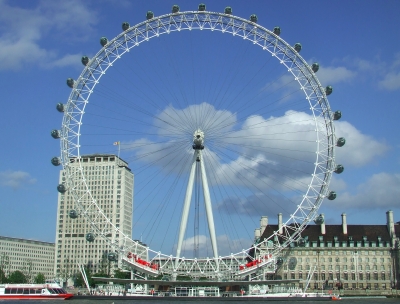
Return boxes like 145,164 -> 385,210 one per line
257,210 -> 399,290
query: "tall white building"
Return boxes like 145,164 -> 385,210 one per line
54,154 -> 133,282
0,236 -> 55,282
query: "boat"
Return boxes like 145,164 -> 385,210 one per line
0,283 -> 74,300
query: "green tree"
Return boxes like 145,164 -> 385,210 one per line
22,260 -> 33,283
8,270 -> 27,283
0,268 -> 7,283
113,269 -> 130,279
34,273 -> 45,284
0,253 -> 10,283
91,272 -> 109,287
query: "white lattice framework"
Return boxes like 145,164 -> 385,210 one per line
59,10 -> 337,279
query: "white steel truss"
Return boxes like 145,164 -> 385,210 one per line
59,10 -> 338,279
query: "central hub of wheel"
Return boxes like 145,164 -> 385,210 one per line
192,129 -> 204,150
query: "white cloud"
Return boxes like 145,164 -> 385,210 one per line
0,170 -> 36,189
178,234 -> 251,257
378,72 -> 400,91
328,173 -> 400,210
316,66 -> 356,86
0,0 -> 97,70
334,120 -> 388,167
127,103 -> 387,218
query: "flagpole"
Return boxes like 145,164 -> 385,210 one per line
117,142 -> 120,163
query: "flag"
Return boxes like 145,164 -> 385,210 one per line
113,141 -> 120,146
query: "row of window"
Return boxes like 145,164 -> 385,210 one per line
295,257 -> 388,263
287,264 -> 388,271
290,250 -> 388,256
284,272 -> 388,281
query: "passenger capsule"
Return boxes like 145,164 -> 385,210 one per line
334,164 -> 344,174
69,210 -> 78,219
198,3 -> 206,11
51,129 -> 60,139
273,27 -> 281,36
276,257 -> 284,265
294,43 -> 302,52
66,78 -> 74,88
81,56 -> 89,66
224,7 -> 232,14
108,252 -> 117,261
297,238 -> 306,247
314,215 -> 324,225
172,5 -> 180,13
311,63 -> 319,73
57,184 -> 67,193
325,85 -> 333,95
146,11 -> 154,19
333,110 -> 342,120
100,37 -> 108,47
51,157 -> 61,166
122,22 -> 129,31
56,103 -> 64,112
336,137 -> 346,147
86,233 -> 95,242
327,191 -> 337,200
250,14 -> 258,23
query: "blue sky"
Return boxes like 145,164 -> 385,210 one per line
0,0 -> 399,257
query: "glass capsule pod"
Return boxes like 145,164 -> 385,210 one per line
276,257 -> 284,265
56,103 -> 64,112
224,7 -> 232,14
333,110 -> 342,120
86,233 -> 95,242
51,157 -> 61,166
325,85 -> 333,95
336,137 -> 346,147
334,164 -> 344,174
100,37 -> 108,47
57,184 -> 66,193
327,191 -> 337,200
146,11 -> 154,19
273,26 -> 281,36
81,56 -> 89,66
122,22 -> 129,31
69,210 -> 78,219
294,43 -> 302,52
66,78 -> 74,88
172,5 -> 180,13
311,62 -> 319,73
250,14 -> 258,23
108,252 -> 117,261
51,129 -> 60,139
198,3 -> 206,11
314,215 -> 324,225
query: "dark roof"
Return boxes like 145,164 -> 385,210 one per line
261,224 -> 392,243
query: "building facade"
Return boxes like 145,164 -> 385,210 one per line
54,154 -> 134,283
256,210 -> 400,290
0,236 -> 55,282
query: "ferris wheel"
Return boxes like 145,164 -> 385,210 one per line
52,4 -> 345,280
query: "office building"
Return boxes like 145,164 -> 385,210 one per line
0,236 -> 55,282
54,154 -> 133,284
